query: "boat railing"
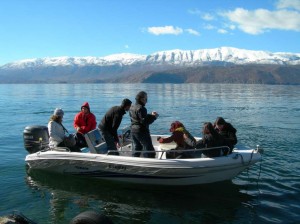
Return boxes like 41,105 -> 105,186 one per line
106,145 -> 230,159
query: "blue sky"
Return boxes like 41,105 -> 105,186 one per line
0,0 -> 300,65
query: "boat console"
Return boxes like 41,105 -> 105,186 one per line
84,129 -> 107,154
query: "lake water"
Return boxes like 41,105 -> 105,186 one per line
0,84 -> 299,224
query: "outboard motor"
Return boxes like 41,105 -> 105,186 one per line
23,125 -> 49,154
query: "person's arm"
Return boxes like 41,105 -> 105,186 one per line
137,107 -> 157,126
227,131 -> 237,145
73,113 -> 81,131
111,114 -> 122,142
158,134 -> 175,143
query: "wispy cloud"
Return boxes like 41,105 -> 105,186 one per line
147,26 -> 200,36
203,24 -> 216,30
124,45 -> 129,49
188,0 -> 300,35
185,29 -> 200,36
202,13 -> 215,21
222,7 -> 300,34
147,26 -> 183,35
276,0 -> 300,10
188,9 -> 202,16
218,29 -> 228,34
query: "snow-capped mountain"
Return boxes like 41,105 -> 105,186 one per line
1,47 -> 299,84
2,47 -> 300,69
146,47 -> 300,65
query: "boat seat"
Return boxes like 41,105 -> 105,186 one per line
84,129 -> 107,154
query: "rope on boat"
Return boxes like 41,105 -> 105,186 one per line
235,145 -> 263,194
233,145 -> 262,166
256,146 -> 263,193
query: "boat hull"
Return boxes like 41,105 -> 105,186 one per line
25,148 -> 261,185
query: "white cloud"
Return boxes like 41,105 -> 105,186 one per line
222,7 -> 300,34
147,26 -> 183,35
229,25 -> 236,30
203,24 -> 216,30
218,29 -> 228,34
185,29 -> 200,36
276,0 -> 300,10
188,9 -> 202,15
202,13 -> 215,21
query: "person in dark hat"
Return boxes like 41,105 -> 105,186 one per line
129,91 -> 159,158
98,98 -> 132,155
73,102 -> 97,148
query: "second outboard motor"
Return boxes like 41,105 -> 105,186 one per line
23,125 -> 49,154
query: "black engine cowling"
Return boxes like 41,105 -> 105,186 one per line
23,125 -> 49,154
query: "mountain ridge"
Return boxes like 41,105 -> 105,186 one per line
2,47 -> 300,69
0,47 -> 300,84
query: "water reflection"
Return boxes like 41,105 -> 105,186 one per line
25,168 -> 255,224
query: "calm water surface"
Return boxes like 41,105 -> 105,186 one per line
0,84 -> 299,224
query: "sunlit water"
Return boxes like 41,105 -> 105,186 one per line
0,84 -> 299,224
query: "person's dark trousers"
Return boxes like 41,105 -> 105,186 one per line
100,129 -> 119,155
57,141 -> 81,152
75,132 -> 87,148
131,131 -> 156,158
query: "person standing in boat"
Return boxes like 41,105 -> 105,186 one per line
73,102 -> 97,148
129,91 -> 159,158
213,117 -> 237,155
184,122 -> 225,157
48,108 -> 80,152
98,98 -> 132,155
157,121 -> 196,158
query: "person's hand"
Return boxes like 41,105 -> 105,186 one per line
76,127 -> 81,131
116,142 -> 121,148
152,111 -> 159,118
183,134 -> 188,139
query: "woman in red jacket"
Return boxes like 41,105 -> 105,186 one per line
158,121 -> 196,158
73,102 -> 97,147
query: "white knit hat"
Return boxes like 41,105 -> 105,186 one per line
53,108 -> 64,117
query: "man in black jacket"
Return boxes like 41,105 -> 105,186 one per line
129,91 -> 159,158
99,98 -> 132,155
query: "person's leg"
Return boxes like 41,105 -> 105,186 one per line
139,133 -> 156,158
57,141 -> 81,152
100,130 -> 118,155
76,132 -> 87,148
131,133 -> 142,157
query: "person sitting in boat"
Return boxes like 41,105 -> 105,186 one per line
98,98 -> 132,155
48,108 -> 80,152
157,121 -> 196,159
129,91 -> 159,158
184,122 -> 225,158
73,102 -> 97,148
214,117 -> 237,155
